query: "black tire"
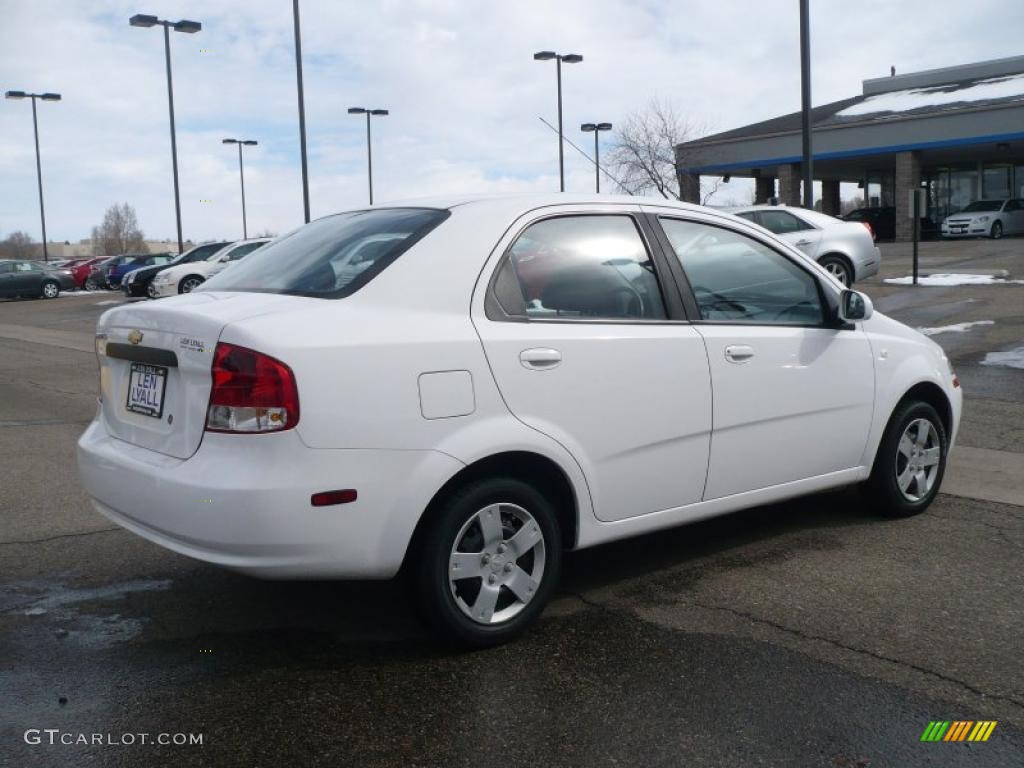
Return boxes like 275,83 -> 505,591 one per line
864,400 -> 948,518
41,280 -> 60,299
84,277 -> 98,291
413,477 -> 562,647
819,254 -> 852,287
990,221 -> 1003,240
179,275 -> 204,294
146,282 -> 158,299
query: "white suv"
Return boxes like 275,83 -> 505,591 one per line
77,195 -> 961,646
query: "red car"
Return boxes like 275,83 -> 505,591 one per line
70,257 -> 108,289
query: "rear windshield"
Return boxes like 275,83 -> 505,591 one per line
201,208 -> 449,298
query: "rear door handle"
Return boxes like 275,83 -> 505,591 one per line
724,345 -> 755,363
520,348 -> 562,370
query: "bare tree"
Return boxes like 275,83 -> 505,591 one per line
91,203 -> 148,256
607,99 -> 719,203
0,231 -> 40,260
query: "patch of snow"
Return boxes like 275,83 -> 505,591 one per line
884,274 -> 1024,286
838,72 -> 1024,117
918,321 -> 994,336
981,347 -> 1024,370
60,290 -> 119,298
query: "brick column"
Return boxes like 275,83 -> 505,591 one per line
777,164 -> 801,206
755,176 -> 776,204
894,151 -> 921,242
679,172 -> 701,204
821,179 -> 841,216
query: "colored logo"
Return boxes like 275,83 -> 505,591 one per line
921,721 -> 997,742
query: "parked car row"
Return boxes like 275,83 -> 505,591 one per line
145,239 -> 270,298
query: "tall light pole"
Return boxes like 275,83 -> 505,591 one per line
222,139 -> 257,239
347,107 -> 388,205
580,122 -> 612,193
4,90 -> 60,262
799,0 -> 813,209
533,50 -> 582,192
129,13 -> 201,254
292,0 -> 310,223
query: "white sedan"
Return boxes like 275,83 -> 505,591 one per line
941,199 -> 1024,239
149,238 -> 270,297
77,195 -> 960,646
729,205 -> 881,287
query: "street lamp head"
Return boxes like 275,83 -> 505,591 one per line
173,19 -> 202,33
222,138 -> 238,144
561,53 -> 583,64
581,123 -> 596,132
533,51 -> 557,61
596,122 -> 612,131
347,107 -> 367,114
4,90 -> 27,100
369,109 -> 389,116
242,140 -> 258,146
40,93 -> 62,102
129,13 -> 158,27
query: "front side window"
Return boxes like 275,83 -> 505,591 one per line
226,242 -> 267,261
660,218 -> 824,326
755,210 -> 813,235
203,208 -> 449,298
495,215 -> 667,321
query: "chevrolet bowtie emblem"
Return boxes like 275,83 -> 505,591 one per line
128,329 -> 144,345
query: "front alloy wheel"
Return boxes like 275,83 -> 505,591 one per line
415,478 -> 561,647
146,282 -> 158,299
865,400 -> 947,517
179,276 -> 204,293
990,221 -> 1003,240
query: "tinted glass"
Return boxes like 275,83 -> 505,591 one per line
227,242 -> 267,261
961,200 -> 1002,212
0,262 -> 12,273
498,215 -> 666,321
660,218 -> 823,326
755,210 -> 811,234
203,208 -> 448,298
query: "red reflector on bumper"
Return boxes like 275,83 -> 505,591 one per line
311,489 -> 358,507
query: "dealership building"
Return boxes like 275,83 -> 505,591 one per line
676,55 -> 1024,240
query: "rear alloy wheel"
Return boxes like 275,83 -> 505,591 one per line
819,255 -> 852,287
990,221 -> 1003,240
179,275 -> 204,293
415,477 -> 561,647
41,281 -> 60,299
865,400 -> 947,517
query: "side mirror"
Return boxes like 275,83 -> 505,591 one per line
839,289 -> 873,322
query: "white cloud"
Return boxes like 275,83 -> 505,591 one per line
1,0 -> 1021,243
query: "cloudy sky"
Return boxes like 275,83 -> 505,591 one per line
1,0 -> 1021,244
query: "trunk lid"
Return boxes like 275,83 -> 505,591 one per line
96,292 -> 313,459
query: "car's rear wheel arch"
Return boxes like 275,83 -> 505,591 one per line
403,451 -> 578,573
818,252 -> 854,285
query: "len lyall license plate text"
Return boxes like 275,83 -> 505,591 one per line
126,362 -> 167,418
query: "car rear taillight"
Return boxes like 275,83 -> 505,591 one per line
859,221 -> 876,242
205,342 -> 299,433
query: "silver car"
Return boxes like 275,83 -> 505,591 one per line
941,199 -> 1024,240
728,205 -> 880,287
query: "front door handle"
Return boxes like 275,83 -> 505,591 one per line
724,345 -> 755,363
520,348 -> 562,370
795,239 -> 813,246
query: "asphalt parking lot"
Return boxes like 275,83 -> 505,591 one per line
1,239 -> 1023,767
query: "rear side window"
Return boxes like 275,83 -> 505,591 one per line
756,210 -> 813,234
203,208 -> 449,298
494,215 -> 667,321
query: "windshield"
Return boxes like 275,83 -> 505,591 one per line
202,208 -> 449,298
961,200 -> 1003,212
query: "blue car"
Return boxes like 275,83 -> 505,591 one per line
105,253 -> 172,288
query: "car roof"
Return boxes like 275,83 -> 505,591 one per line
321,192 -> 709,216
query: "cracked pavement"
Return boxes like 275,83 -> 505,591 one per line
2,242 -> 1024,767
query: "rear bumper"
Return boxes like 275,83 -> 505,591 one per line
76,419 -> 463,579
853,246 -> 881,282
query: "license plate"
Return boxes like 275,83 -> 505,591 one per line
125,362 -> 168,418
